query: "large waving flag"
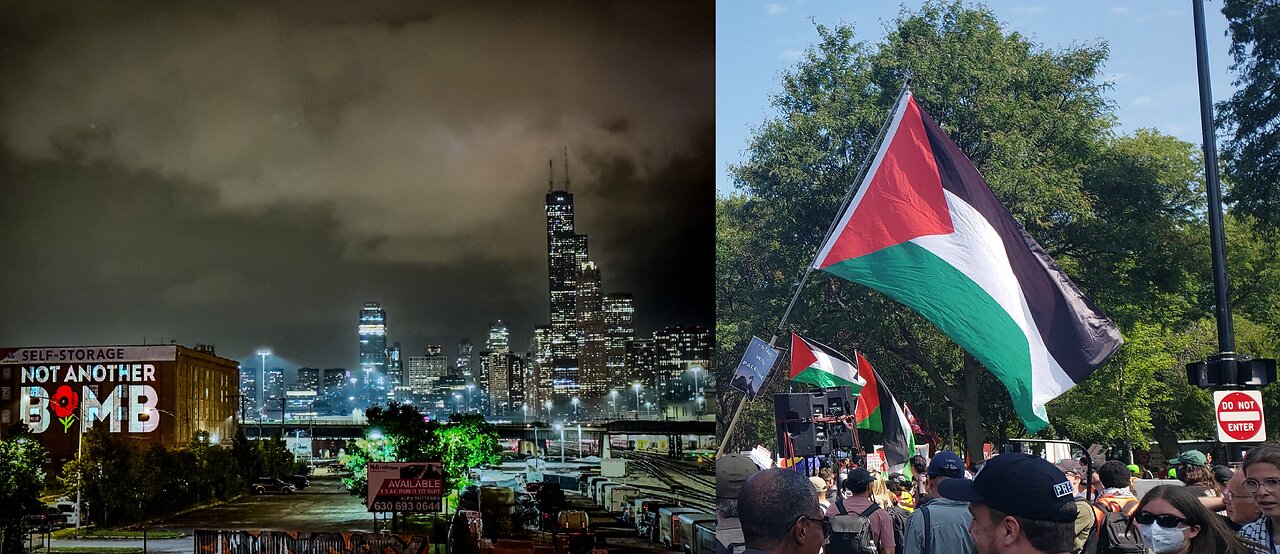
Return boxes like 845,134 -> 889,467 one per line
815,92 -> 1122,433
853,352 -> 915,473
789,332 -> 866,390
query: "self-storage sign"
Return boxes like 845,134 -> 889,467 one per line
1215,390 -> 1266,443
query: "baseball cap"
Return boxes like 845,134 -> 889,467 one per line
1213,465 -> 1233,485
937,453 -> 1076,523
1168,450 -> 1207,466
809,476 -> 829,493
845,468 -> 874,487
717,453 -> 761,499
927,451 -> 965,478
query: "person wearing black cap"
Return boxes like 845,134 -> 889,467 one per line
901,451 -> 976,553
937,453 -> 1078,554
717,453 -> 763,554
826,468 -> 897,553
738,468 -> 831,554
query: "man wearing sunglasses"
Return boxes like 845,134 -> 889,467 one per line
738,468 -> 830,554
937,453 -> 1077,554
1237,444 -> 1280,553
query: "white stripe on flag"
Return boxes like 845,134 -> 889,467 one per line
911,191 -> 1075,422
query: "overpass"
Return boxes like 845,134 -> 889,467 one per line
240,418 -> 715,457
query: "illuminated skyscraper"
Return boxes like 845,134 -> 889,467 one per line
387,342 -> 402,388
486,321 -> 510,354
603,293 -> 635,383
358,302 -> 387,404
455,339 -> 474,380
577,262 -> 607,396
546,159 -> 587,402
653,325 -> 712,400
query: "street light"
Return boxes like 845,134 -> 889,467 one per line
632,383 -> 642,417
555,423 -> 565,463
454,393 -> 462,414
645,401 -> 653,420
571,397 -> 579,421
466,384 -> 475,413
545,400 -> 553,422
609,390 -> 618,418
690,366 -> 702,398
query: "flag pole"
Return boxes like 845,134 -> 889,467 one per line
718,78 -> 913,458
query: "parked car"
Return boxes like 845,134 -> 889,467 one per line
251,477 -> 296,494
24,506 -> 67,532
281,474 -> 310,489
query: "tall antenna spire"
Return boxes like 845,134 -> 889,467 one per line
563,147 -> 570,192
548,159 -> 554,192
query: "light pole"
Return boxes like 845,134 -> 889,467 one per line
645,401 -> 653,420
571,397 -> 579,421
257,351 -> 270,419
454,394 -> 462,414
466,384 -> 475,414
577,424 -> 582,456
555,423 -> 565,463
609,390 -> 618,418
632,383 -> 641,417
545,400 -> 553,422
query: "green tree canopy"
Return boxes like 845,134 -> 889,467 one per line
1219,0 -> 1280,225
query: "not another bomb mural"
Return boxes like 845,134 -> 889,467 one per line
5,347 -> 172,435
0,345 -> 240,469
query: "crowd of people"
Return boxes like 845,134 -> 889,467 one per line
716,443 -> 1280,554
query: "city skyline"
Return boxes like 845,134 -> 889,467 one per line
0,1 -> 714,369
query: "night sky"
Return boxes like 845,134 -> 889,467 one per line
0,1 -> 713,370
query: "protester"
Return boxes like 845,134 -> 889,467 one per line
888,472 -> 916,511
717,453 -> 763,554
1054,460 -> 1093,554
1132,484 -> 1258,554
910,455 -> 929,501
812,475 -> 833,511
900,451 -> 975,554
827,468 -> 897,554
738,468 -> 830,554
1223,467 -> 1262,532
871,476 -> 896,509
1180,464 -> 1222,498
821,467 -> 838,499
1096,460 -> 1139,506
1237,444 -> 1280,553
936,453 -> 1077,554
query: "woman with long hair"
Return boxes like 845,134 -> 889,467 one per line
1132,484 -> 1259,554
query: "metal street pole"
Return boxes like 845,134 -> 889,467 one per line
1192,0 -> 1236,358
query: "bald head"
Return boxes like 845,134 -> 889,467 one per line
739,468 -> 820,549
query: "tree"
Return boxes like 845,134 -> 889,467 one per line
719,1 -> 1115,462
61,428 -> 141,527
1219,0 -> 1280,226
435,414 -> 503,491
1,428 -> 47,554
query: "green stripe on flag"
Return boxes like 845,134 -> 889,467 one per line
792,367 -> 864,391
823,241 -> 1041,429
856,406 -> 882,433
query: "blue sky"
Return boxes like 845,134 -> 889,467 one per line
717,1 -> 1237,195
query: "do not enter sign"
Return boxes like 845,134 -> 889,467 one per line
1215,390 -> 1267,443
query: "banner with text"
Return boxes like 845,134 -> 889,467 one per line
367,462 -> 446,513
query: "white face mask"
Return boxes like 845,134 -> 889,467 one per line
1138,522 -> 1187,554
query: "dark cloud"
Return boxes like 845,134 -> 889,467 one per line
0,1 -> 713,368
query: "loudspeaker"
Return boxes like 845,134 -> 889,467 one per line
774,392 -> 819,458
822,387 -> 855,448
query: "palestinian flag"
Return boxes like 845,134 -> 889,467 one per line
852,352 -> 915,474
789,332 -> 865,390
814,92 -> 1123,433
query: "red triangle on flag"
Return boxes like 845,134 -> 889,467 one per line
789,332 -> 819,379
819,96 -> 953,267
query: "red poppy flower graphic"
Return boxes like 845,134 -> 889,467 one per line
52,385 -> 79,419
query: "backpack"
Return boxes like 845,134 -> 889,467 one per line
828,502 -> 880,554
885,504 -> 911,550
1082,498 -> 1145,554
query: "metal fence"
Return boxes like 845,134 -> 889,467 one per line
193,530 -> 440,554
